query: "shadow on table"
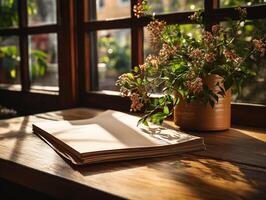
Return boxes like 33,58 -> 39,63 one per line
71,128 -> 266,200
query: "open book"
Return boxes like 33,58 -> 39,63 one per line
33,110 -> 205,165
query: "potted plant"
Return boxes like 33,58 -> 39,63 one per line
116,1 -> 266,131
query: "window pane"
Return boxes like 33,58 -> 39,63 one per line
0,36 -> 21,90
28,0 -> 57,26
29,33 -> 58,90
144,24 -> 201,57
95,0 -> 130,20
221,19 -> 266,105
220,0 -> 266,8
0,0 -> 18,28
96,29 -> 131,91
147,0 -> 203,14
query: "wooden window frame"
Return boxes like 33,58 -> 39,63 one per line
0,0 -> 77,114
78,0 -> 266,128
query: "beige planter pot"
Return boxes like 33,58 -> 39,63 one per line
174,75 -> 231,131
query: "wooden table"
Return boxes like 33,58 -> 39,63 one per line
0,108 -> 265,199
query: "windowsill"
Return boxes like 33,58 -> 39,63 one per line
84,90 -> 266,128
0,84 -> 22,91
88,90 -> 266,107
30,86 -> 59,95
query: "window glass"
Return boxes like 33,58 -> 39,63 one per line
147,0 -> 203,15
220,0 -> 266,8
0,36 -> 21,90
29,33 -> 58,90
222,19 -> 266,105
96,29 -> 131,91
0,0 -> 18,29
95,0 -> 130,20
28,0 -> 57,26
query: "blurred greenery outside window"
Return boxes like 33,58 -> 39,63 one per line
146,0 -> 203,14
0,36 -> 20,87
97,29 -> 131,91
0,0 -> 57,89
220,0 -> 266,7
221,19 -> 266,104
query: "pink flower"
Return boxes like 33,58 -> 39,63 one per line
204,53 -> 216,63
186,77 -> 203,94
211,25 -> 220,34
159,43 -> 178,61
224,49 -> 237,61
253,39 -> 266,57
147,20 -> 166,50
145,55 -> 160,69
118,73 -> 129,81
120,88 -> 129,97
189,48 -> 203,58
139,63 -> 147,71
203,31 -> 213,44
133,3 -> 145,18
130,93 -> 144,111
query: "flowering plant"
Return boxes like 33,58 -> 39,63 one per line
116,1 -> 266,125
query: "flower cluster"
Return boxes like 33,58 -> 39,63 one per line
185,77 -> 203,94
146,20 -> 166,50
130,93 -> 144,111
236,7 -> 247,20
145,55 -> 160,69
253,39 -> 266,57
189,48 -> 203,58
116,3 -> 265,125
211,25 -> 220,34
133,2 -> 145,18
159,43 -> 178,61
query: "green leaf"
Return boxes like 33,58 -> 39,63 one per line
136,78 -> 142,85
32,50 -> 47,58
163,106 -> 169,115
209,66 -> 228,77
158,97 -> 164,105
150,113 -> 166,124
127,73 -> 134,80
224,76 -> 233,91
137,118 -> 149,127
152,98 -> 159,106
10,69 -> 16,78
133,66 -> 139,73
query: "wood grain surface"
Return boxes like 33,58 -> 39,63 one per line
0,108 -> 265,200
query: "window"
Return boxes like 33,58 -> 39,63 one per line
0,0 -> 58,91
78,0 -> 266,127
0,0 -> 265,127
0,0 -> 76,111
